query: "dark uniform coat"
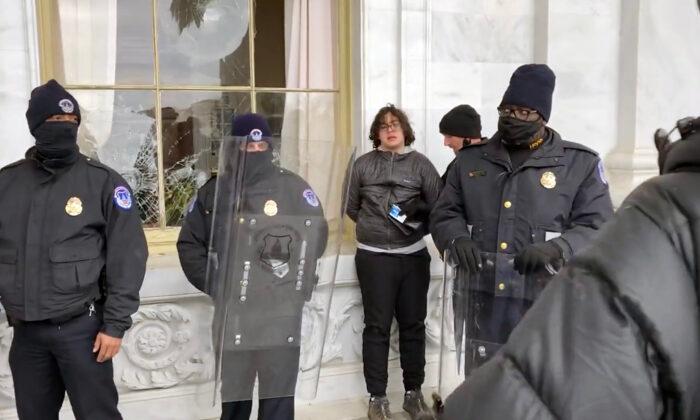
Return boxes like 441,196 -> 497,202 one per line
442,135 -> 700,420
0,149 -> 147,338
430,129 -> 614,356
177,163 -> 329,400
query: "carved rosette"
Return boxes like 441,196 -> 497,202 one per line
120,304 -> 212,390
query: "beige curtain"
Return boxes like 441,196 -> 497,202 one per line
57,0 -> 118,154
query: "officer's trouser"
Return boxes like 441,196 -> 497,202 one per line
220,347 -> 300,420
355,248 -> 431,397
9,310 -> 121,420
221,397 -> 294,420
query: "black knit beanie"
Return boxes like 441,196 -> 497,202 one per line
500,64 -> 555,121
439,105 -> 482,138
25,79 -> 81,134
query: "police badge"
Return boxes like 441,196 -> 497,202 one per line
540,171 -> 557,189
65,197 -> 83,216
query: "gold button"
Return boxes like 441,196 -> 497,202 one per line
504,201 -> 512,209
500,242 -> 508,250
498,283 -> 505,290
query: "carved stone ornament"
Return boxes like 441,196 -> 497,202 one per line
120,304 -> 213,390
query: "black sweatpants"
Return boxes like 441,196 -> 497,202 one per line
9,311 -> 121,420
355,248 -> 431,396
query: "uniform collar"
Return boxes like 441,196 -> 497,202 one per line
481,128 -> 565,170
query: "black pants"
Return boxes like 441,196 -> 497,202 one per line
221,397 -> 294,420
220,348 -> 299,420
355,248 -> 431,396
9,311 -> 121,420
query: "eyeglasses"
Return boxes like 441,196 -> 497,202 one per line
497,106 -> 541,122
379,121 -> 402,132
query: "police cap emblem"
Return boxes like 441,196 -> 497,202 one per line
113,186 -> 133,210
65,196 -> 83,216
540,171 -> 557,189
250,129 -> 263,142
58,99 -> 75,114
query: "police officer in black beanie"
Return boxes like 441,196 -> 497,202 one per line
439,104 -> 486,182
0,79 -> 148,419
178,113 -> 328,420
430,64 -> 614,368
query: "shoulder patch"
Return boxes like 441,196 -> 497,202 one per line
187,196 -> 197,214
597,160 -> 608,185
113,186 -> 133,210
302,189 -> 319,207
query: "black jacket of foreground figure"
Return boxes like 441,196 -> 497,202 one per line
442,132 -> 700,419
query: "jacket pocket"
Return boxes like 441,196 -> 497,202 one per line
50,245 -> 103,294
0,247 -> 18,299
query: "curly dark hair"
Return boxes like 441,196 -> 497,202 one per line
368,104 -> 416,149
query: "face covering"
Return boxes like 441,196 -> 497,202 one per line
242,148 -> 274,182
498,117 -> 543,148
32,121 -> 79,166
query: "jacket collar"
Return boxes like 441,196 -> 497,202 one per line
481,128 -> 565,171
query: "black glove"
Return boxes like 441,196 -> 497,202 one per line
400,198 -> 429,219
448,236 -> 482,274
514,241 -> 564,275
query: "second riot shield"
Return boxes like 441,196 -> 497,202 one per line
204,129 -> 355,405
438,250 -> 554,396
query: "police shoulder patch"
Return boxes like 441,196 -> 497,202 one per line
187,196 -> 197,214
597,160 -> 608,185
302,189 -> 319,207
113,186 -> 133,210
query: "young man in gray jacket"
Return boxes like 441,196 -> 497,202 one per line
347,104 -> 442,420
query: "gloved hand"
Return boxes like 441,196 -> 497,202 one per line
400,198 -> 429,219
514,241 -> 564,275
448,236 -> 482,274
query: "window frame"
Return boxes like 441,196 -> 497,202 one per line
35,0 -> 354,250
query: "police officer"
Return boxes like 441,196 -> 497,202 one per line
0,79 -> 148,419
430,64 -> 614,365
177,113 -> 328,420
439,104 -> 486,182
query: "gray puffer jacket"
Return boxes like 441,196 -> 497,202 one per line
346,148 -> 442,249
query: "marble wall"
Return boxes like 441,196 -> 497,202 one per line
358,0 -> 700,205
1,0 -> 700,418
0,0 -> 37,167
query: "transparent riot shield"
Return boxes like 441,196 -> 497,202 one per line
438,250 -> 554,396
202,130 -> 355,405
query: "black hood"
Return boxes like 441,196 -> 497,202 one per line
661,132 -> 700,174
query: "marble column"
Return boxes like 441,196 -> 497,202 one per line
607,0 -> 700,205
0,0 -> 38,167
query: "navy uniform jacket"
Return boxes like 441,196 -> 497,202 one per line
0,149 -> 148,338
430,128 -> 613,264
177,167 -> 329,296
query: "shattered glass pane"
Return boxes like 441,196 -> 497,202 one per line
157,0 -> 251,86
70,90 -> 160,226
160,91 -> 251,226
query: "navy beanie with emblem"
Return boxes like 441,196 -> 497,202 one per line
25,79 -> 81,134
439,104 -> 482,139
500,64 -> 556,121
232,113 -> 271,137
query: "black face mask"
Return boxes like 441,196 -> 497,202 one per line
32,121 -> 79,165
498,117 -> 543,148
242,149 -> 274,183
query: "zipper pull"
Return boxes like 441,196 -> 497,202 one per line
88,303 -> 96,317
